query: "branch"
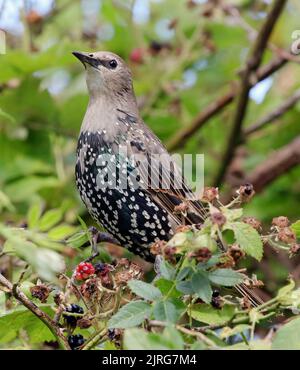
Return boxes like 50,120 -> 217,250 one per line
243,89 -> 300,137
214,0 -> 288,187
166,52 -> 290,152
246,136 -> 300,193
0,273 -> 70,350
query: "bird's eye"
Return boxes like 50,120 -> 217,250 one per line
109,59 -> 118,69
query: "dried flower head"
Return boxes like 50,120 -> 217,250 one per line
211,211 -> 226,227
237,183 -> 255,202
278,227 -> 296,244
189,247 -> 212,263
272,216 -> 289,229
30,284 -> 51,303
201,187 -> 219,202
228,244 -> 245,263
242,217 -> 262,231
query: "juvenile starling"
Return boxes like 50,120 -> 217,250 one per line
73,51 -> 206,262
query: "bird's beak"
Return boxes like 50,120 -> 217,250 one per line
72,51 -> 100,69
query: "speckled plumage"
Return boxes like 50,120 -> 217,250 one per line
74,51 -> 206,262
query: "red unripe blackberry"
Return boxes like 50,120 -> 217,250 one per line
75,262 -> 95,280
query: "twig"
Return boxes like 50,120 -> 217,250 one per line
214,0 -> 288,187
0,273 -> 70,349
166,52 -> 291,152
245,136 -> 300,193
243,89 -> 300,137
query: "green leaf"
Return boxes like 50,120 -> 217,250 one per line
108,301 -> 152,329
176,266 -> 192,281
208,269 -> 244,286
176,280 -> 194,295
191,271 -> 212,303
190,304 -> 235,325
272,317 -> 300,350
291,220 -> 300,238
155,278 -> 181,298
153,300 -> 180,323
124,328 -> 183,350
225,222 -> 263,261
128,280 -> 162,301
48,224 -> 78,240
38,209 -> 63,232
0,305 -> 55,344
0,224 -> 65,281
159,260 -> 176,280
27,201 -> 43,229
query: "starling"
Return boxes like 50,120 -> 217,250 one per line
72,50 -> 206,262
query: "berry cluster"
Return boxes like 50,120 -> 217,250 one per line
75,262 -> 95,280
63,304 -> 84,327
68,334 -> 85,350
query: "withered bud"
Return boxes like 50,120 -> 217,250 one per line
77,318 -> 92,329
289,243 -> 300,257
278,227 -> 296,244
150,240 -> 167,256
211,212 -> 226,227
242,217 -> 262,231
80,278 -> 100,299
243,278 -> 264,289
217,254 -> 235,269
164,246 -> 177,263
228,244 -> 245,262
175,225 -> 193,233
54,291 -> 65,306
174,202 -> 189,215
189,247 -> 212,262
237,183 -> 255,202
201,187 -> 219,202
30,284 -> 50,303
240,296 -> 251,310
114,271 -> 134,285
272,216 -> 290,229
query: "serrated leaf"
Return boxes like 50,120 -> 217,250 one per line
208,269 -> 244,286
108,301 -> 151,329
272,317 -> 300,350
153,300 -> 179,323
128,280 -> 162,301
225,222 -> 263,261
190,304 -> 235,325
38,209 -> 63,232
191,271 -> 212,303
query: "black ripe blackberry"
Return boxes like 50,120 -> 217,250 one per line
63,304 -> 84,327
212,289 -> 220,298
68,334 -> 85,350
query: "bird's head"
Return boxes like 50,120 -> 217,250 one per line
72,51 -> 133,99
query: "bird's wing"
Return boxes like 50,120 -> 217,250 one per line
123,120 -> 208,226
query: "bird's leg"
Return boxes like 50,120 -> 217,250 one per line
85,227 -> 120,262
